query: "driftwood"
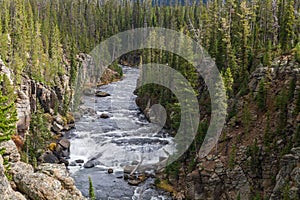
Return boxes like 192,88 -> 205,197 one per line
130,156 -> 144,176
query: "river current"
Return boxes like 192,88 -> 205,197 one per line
68,66 -> 173,199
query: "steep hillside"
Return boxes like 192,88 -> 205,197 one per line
151,56 -> 300,200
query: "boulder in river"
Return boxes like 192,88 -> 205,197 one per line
83,159 -> 102,169
95,91 -> 111,97
99,113 -> 110,119
108,168 -> 113,174
75,159 -> 84,164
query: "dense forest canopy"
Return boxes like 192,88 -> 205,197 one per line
0,1 -> 299,199
0,0 -> 299,87
0,0 -> 299,146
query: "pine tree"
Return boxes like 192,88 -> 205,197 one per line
256,78 -> 267,111
280,0 -> 295,52
89,177 -> 96,200
0,75 -> 18,142
25,102 -> 51,164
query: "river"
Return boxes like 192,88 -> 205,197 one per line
68,66 -> 174,199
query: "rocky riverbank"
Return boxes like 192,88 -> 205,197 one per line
0,139 -> 85,199
0,53 -> 124,199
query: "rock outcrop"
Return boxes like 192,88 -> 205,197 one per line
0,156 -> 26,200
0,138 -> 85,200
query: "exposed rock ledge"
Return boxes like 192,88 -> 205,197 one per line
0,140 -> 86,200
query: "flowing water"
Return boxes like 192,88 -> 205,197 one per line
68,66 -> 173,200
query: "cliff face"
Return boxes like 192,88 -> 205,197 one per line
168,56 -> 300,199
16,75 -> 72,136
0,57 -> 73,137
0,58 -> 86,199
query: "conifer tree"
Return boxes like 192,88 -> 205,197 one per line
280,0 -> 295,52
0,75 -> 18,142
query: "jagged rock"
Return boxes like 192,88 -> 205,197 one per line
0,140 -> 20,162
52,121 -> 64,133
291,147 -> 300,157
0,162 -> 26,200
58,138 -> 71,150
16,89 -> 31,135
11,162 -> 85,200
37,163 -> 83,196
55,139 -> 71,159
54,115 -> 65,126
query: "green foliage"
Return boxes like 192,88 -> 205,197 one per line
89,177 -> 96,200
282,182 -> 291,200
0,75 -> 18,142
295,91 -> 300,115
295,43 -> 300,63
109,62 -> 123,78
222,67 -> 234,96
165,161 -> 180,178
288,78 -> 296,101
246,139 -> 260,175
279,0 -> 295,52
24,103 -> 51,164
242,103 -> 251,135
295,125 -> 300,147
229,145 -> 236,169
276,89 -> 289,132
256,79 -> 267,111
263,112 -> 272,148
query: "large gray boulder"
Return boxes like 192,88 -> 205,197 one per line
0,162 -> 26,200
11,162 -> 85,200
0,140 -> 20,162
